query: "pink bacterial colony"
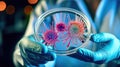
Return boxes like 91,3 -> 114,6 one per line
43,21 -> 85,48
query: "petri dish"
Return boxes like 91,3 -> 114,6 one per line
34,8 -> 91,55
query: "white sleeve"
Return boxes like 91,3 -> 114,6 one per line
13,42 -> 24,67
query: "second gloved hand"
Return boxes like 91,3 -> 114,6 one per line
19,35 -> 56,66
69,33 -> 120,64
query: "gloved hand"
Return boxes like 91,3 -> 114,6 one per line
19,35 -> 56,66
69,33 -> 120,64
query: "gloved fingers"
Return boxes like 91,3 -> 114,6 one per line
90,33 -> 116,43
69,48 -> 107,64
21,49 -> 56,65
19,35 -> 48,54
69,48 -> 94,62
24,49 -> 56,61
19,35 -> 56,65
21,54 -> 48,65
68,33 -> 120,64
43,51 -> 56,61
20,45 -> 56,65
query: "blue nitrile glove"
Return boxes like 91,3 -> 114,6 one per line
69,33 -> 120,64
19,35 -> 56,66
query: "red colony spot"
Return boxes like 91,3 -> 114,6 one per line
56,22 -> 66,32
43,30 -> 58,45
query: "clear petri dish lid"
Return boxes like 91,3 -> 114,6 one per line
34,8 -> 91,55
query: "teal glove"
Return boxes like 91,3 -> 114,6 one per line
19,35 -> 56,66
69,33 -> 120,64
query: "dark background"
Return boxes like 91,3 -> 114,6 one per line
0,0 -> 38,67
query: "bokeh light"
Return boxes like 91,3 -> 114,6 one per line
27,0 -> 38,5
24,5 -> 33,15
6,5 -> 15,15
0,1 -> 6,11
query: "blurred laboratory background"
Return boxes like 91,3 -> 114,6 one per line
0,0 -> 38,66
